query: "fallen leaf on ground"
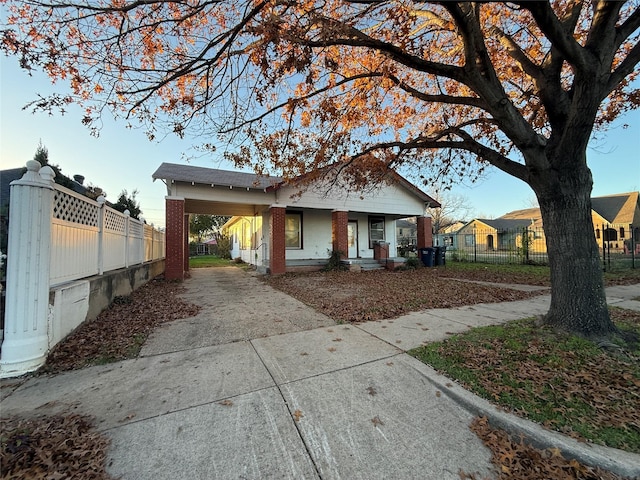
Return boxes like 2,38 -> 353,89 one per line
371,416 -> 384,427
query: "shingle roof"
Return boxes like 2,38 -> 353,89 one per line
477,218 -> 533,230
591,192 -> 639,224
152,162 -> 282,190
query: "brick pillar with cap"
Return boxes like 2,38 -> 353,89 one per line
165,197 -> 185,281
269,205 -> 286,274
332,210 -> 349,258
417,215 -> 433,249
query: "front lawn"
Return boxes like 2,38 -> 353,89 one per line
264,268 -> 544,322
409,308 -> 640,453
189,255 -> 232,268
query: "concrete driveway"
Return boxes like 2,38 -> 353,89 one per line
3,267 -> 639,479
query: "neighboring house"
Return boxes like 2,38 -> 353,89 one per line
453,192 -> 640,254
152,162 -> 440,278
396,217 -> 418,254
0,168 -> 24,258
433,221 -> 465,248
591,192 -> 640,252
456,218 -> 538,252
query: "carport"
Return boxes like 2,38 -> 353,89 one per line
153,163 -> 284,280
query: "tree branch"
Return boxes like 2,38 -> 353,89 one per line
522,1 -> 588,70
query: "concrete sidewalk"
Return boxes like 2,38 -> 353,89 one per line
2,268 -> 639,479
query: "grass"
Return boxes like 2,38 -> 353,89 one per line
409,309 -> 640,453
442,260 -> 640,286
189,255 -> 232,268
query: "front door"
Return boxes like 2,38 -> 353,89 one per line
348,221 -> 358,258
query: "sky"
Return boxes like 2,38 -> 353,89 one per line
1,56 -> 639,228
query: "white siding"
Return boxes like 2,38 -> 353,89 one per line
278,181 -> 425,216
285,210 -> 333,260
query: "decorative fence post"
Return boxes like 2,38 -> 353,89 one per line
97,195 -> 106,275
0,161 -> 55,377
124,209 -> 130,268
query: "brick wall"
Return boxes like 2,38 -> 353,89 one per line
165,198 -> 185,280
417,216 -> 433,249
269,206 -> 286,275
332,210 -> 349,258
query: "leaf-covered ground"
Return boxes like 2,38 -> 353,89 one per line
1,414 -> 111,480
461,416 -> 632,480
3,266 -> 639,479
263,267 -> 545,322
410,308 -> 640,455
41,277 -> 200,375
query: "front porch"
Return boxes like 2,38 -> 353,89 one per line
153,162 -> 438,279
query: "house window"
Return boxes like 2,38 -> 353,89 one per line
620,226 -> 625,239
596,228 -> 600,239
465,234 -> 475,247
285,212 -> 302,249
241,222 -> 252,250
369,216 -> 385,248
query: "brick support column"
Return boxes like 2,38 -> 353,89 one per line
417,215 -> 433,249
269,205 -> 286,275
184,214 -> 190,273
332,210 -> 349,258
165,197 -> 185,281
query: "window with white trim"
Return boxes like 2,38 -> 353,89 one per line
285,212 -> 302,249
369,216 -> 385,248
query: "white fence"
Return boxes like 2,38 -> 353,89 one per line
50,184 -> 165,286
1,161 -> 165,378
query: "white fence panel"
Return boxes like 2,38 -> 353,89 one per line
128,219 -> 145,265
50,222 -> 100,285
102,209 -> 127,272
154,229 -> 165,259
50,187 -> 101,285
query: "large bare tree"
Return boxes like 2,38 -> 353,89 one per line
2,1 -> 639,339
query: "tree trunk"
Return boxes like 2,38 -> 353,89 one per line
534,166 -> 617,339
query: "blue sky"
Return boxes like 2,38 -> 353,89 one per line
2,56 -> 639,228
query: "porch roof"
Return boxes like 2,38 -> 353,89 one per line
153,162 -> 281,191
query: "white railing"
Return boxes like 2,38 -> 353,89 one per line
49,184 -> 165,286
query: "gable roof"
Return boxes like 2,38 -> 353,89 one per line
152,162 -> 282,190
591,192 -> 639,224
475,218 -> 533,230
500,207 -> 540,221
153,162 -> 440,207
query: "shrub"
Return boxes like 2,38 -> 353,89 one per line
324,250 -> 347,271
404,256 -> 420,269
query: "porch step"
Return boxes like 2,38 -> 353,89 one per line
341,259 -> 385,271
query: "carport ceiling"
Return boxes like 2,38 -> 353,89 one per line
185,199 -> 268,216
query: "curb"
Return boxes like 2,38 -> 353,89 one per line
405,355 -> 640,479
